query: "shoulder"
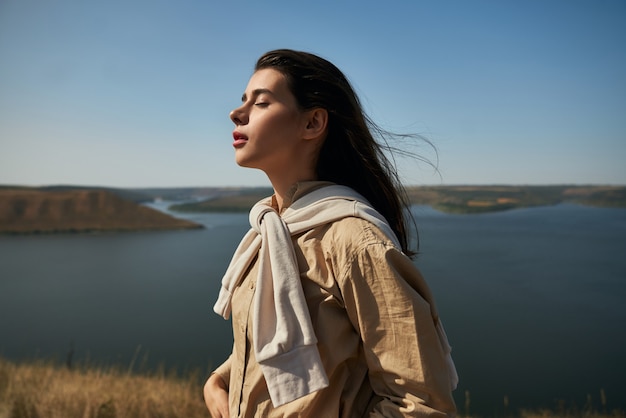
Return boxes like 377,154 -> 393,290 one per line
324,216 -> 398,254
293,215 -> 405,285
294,215 -> 397,262
311,216 -> 403,284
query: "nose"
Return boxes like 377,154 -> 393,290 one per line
230,105 -> 247,125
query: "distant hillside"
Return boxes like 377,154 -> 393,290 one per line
0,189 -> 203,234
166,185 -> 626,214
0,185 -> 231,204
169,187 -> 274,212
0,184 -> 155,204
130,187 -> 229,202
405,185 -> 626,213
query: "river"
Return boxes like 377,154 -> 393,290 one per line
1,202 -> 624,415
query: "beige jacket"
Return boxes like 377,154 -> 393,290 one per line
213,182 -> 457,417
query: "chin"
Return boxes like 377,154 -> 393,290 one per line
234,157 -> 256,169
234,152 -> 248,167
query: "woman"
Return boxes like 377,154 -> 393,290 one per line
204,49 -> 458,417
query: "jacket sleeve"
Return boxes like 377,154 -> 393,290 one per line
339,242 -> 457,417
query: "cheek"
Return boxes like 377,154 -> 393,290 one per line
259,113 -> 299,138
276,110 -> 303,134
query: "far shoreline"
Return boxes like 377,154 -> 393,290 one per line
166,184 -> 626,215
2,185 -> 625,223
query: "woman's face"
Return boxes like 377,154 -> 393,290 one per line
229,68 -> 309,177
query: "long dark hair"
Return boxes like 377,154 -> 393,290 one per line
256,49 -> 422,256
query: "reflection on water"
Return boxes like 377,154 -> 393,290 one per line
1,203 -> 625,414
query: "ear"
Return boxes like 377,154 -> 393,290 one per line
302,108 -> 328,140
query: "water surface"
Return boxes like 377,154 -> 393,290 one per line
1,203 -> 624,415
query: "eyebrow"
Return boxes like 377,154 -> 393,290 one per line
241,88 -> 274,102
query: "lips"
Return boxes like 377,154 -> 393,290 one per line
232,132 -> 248,148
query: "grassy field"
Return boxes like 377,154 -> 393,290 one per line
1,357 -> 623,418
0,358 -> 209,418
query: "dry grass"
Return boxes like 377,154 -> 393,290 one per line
1,357 -> 623,418
516,411 -> 625,418
457,388 -> 625,418
0,358 -> 210,418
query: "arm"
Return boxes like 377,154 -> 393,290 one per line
340,242 -> 457,417
203,355 -> 232,418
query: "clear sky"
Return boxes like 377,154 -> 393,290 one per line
1,0 -> 625,188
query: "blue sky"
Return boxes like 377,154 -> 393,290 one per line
1,0 -> 624,188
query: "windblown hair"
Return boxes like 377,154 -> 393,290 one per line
256,49 -> 423,256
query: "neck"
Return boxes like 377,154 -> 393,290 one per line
267,173 -> 317,212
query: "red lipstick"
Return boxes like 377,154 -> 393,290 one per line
233,132 -> 248,148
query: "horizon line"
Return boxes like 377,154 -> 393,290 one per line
2,182 -> 626,189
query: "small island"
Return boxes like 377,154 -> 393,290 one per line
0,188 -> 202,234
